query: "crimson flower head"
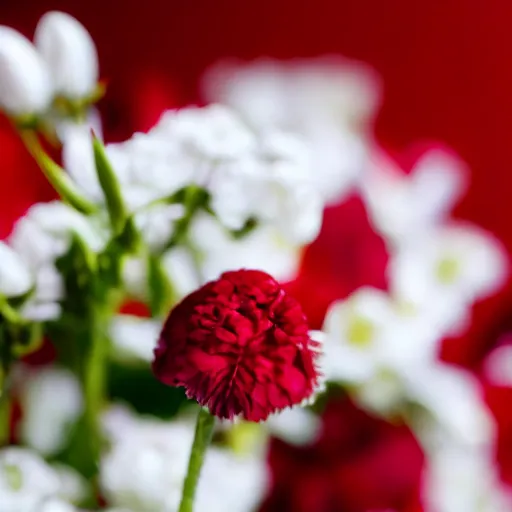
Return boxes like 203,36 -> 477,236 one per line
152,269 -> 321,421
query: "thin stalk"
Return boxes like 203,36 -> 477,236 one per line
0,362 -> 11,446
82,304 -> 107,483
20,130 -> 97,215
178,408 -> 215,512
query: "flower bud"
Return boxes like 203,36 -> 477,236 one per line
34,12 -> 99,99
0,242 -> 33,297
0,26 -> 52,116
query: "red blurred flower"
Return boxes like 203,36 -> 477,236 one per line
262,395 -> 424,512
152,269 -> 321,421
286,195 -> 389,329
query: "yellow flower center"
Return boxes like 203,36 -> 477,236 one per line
3,464 -> 22,491
436,256 -> 460,284
346,315 -> 374,347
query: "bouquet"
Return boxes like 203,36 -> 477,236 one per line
0,11 -> 511,512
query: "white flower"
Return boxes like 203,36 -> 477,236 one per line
151,104 -> 256,161
321,287 -> 494,428
0,26 -> 52,115
389,223 -> 508,331
188,213 -> 302,284
10,201 -> 105,269
51,463 -> 88,505
0,242 -> 33,297
34,12 -> 99,99
37,499 -> 77,512
422,444 -> 512,512
361,149 -> 468,244
19,366 -> 83,456
206,130 -> 324,242
201,57 -> 378,202
0,447 -> 61,512
322,287 -> 440,386
100,406 -> 268,512
483,344 -> 512,387
8,201 -> 105,321
134,204 -> 185,252
109,315 -> 160,363
404,363 -> 495,447
202,56 -> 381,133
266,407 -> 321,446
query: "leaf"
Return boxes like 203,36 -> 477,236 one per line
92,135 -> 128,235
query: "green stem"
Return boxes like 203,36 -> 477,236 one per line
0,364 -> 11,446
178,408 -> 215,512
83,304 -> 107,481
20,130 -> 97,215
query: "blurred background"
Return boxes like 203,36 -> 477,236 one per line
2,1 -> 512,511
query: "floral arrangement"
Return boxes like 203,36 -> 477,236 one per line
0,10 -> 511,512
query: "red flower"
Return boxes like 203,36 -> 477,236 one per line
285,195 -> 389,329
262,396 -> 424,512
152,269 -> 321,421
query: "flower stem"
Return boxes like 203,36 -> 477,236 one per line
0,365 -> 11,447
83,304 -> 106,480
178,408 -> 215,512
20,129 -> 97,215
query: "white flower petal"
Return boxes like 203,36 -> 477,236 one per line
0,26 -> 52,115
109,315 -> 160,362
19,367 -> 83,456
35,12 -> 99,99
0,242 -> 33,297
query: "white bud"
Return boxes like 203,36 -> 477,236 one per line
0,242 -> 33,297
0,26 -> 52,115
35,12 -> 99,99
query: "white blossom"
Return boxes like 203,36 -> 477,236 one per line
322,287 -> 495,438
266,407 -> 321,446
361,149 -> 468,244
34,12 -> 99,99
100,406 -> 268,512
483,344 -> 512,387
51,464 -> 88,506
109,315 -> 160,363
188,213 -> 302,284
0,447 -> 61,512
201,57 -> 378,202
0,26 -> 52,115
322,287 -> 441,386
18,366 -> 83,456
8,201 -> 106,321
388,223 -> 508,333
403,363 -> 495,447
0,242 -> 33,297
10,201 -> 105,269
422,444 -> 512,512
61,104 -> 325,246
37,500 -> 77,512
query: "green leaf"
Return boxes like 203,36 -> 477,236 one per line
92,136 -> 128,236
20,130 -> 97,215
